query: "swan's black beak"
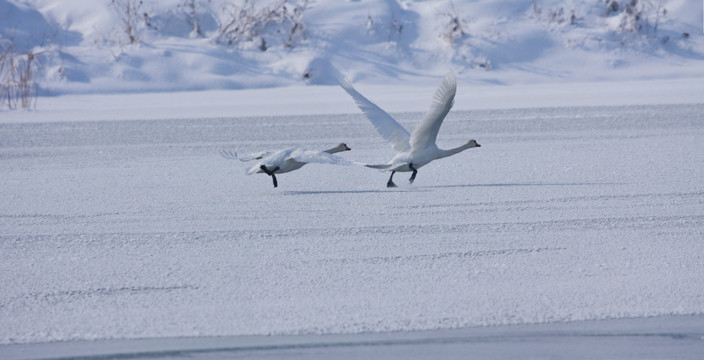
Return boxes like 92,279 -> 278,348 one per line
345,145 -> 351,151
476,143 -> 481,147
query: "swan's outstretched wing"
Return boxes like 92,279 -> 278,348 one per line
409,72 -> 457,150
364,163 -> 394,170
220,148 -> 269,162
291,149 -> 363,166
339,78 -> 411,153
219,149 -> 239,160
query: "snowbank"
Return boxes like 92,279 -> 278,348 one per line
0,0 -> 702,97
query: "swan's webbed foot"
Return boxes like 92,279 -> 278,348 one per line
260,165 -> 280,188
408,163 -> 417,184
387,171 -> 397,188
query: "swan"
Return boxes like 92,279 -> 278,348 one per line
339,72 -> 480,188
220,143 -> 353,188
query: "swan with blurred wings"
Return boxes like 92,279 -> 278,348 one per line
220,143 -> 353,188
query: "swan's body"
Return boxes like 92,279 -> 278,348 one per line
220,143 -> 352,187
339,72 -> 480,187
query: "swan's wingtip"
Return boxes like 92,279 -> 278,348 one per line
337,76 -> 353,89
219,148 -> 238,160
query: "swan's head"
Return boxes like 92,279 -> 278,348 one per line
466,139 -> 481,148
326,143 -> 352,154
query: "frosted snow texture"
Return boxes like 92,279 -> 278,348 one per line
2,104 -> 703,344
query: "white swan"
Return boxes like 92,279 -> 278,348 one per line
220,143 -> 353,188
339,72 -> 480,187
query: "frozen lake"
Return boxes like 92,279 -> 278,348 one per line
1,103 -> 703,353
3,315 -> 704,359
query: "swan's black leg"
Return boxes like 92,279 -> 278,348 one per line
408,163 -> 418,184
387,171 -> 397,188
260,165 -> 280,188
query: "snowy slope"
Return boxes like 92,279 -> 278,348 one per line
1,0 -> 702,96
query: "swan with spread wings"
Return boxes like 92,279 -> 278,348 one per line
339,72 -> 481,187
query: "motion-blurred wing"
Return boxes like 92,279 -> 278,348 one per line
291,149 -> 362,166
220,148 -> 269,162
364,163 -> 394,170
339,78 -> 411,153
409,72 -> 457,150
219,148 -> 239,160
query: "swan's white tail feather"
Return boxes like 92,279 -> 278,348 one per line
245,164 -> 261,175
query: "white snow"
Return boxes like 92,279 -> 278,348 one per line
1,0 -> 704,357
1,0 -> 703,95
2,101 -> 704,346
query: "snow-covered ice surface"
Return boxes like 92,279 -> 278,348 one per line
3,316 -> 704,359
2,0 -> 704,357
2,95 -> 704,355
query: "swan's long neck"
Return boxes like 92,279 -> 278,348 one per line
437,142 -> 473,159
